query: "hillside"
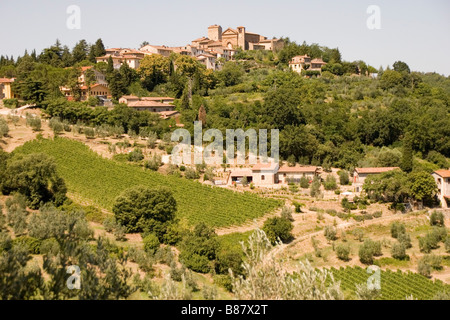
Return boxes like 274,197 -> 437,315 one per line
13,137 -> 281,227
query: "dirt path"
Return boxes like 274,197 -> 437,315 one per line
215,207 -> 283,236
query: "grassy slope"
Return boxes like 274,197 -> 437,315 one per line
14,137 -> 281,227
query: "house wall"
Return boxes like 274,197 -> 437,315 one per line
278,172 -> 316,184
252,170 -> 277,186
208,25 -> 222,41
90,85 -> 111,97
353,172 -> 369,185
0,83 -> 13,99
432,173 -> 450,208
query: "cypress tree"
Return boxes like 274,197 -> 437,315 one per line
401,134 -> 413,172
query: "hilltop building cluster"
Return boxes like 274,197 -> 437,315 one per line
96,25 -> 283,72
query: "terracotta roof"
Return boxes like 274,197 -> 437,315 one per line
252,162 -> 279,171
197,53 -> 216,58
278,165 -> 318,173
81,66 -> 93,71
434,170 -> 450,178
120,95 -> 139,100
90,83 -> 108,89
0,78 -> 14,83
230,169 -> 253,177
355,167 -> 400,174
311,58 -> 327,65
141,97 -> 174,101
192,37 -> 210,42
128,101 -> 174,108
96,54 -> 142,60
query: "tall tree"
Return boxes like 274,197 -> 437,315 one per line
393,61 -> 410,73
72,39 -> 89,64
401,134 -> 413,173
198,104 -> 207,126
94,38 -> 106,57
88,45 -> 96,63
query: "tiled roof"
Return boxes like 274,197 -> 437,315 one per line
192,37 -> 210,42
311,58 -> 327,64
141,97 -> 175,101
278,165 -> 318,173
434,170 -> 450,178
0,78 -> 14,83
252,162 -> 279,171
355,167 -> 400,174
128,101 -> 174,108
230,169 -> 253,177
120,95 -> 139,100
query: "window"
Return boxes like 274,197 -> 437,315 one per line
261,175 -> 265,181
283,173 -> 286,177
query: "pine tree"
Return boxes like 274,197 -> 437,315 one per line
72,39 -> 88,64
88,45 -> 96,63
94,38 -> 106,57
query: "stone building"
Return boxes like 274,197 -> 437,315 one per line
192,25 -> 284,52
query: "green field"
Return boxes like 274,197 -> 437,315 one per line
14,137 -> 281,227
329,266 -> 450,300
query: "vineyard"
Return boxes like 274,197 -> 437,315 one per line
14,138 -> 281,227
329,266 -> 450,300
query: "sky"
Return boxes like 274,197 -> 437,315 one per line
1,0 -> 449,75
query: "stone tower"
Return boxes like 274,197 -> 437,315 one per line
237,26 -> 246,50
208,25 -> 222,42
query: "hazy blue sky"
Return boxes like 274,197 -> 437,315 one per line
1,0 -> 449,75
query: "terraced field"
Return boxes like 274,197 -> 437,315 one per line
14,137 -> 281,227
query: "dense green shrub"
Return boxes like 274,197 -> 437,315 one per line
144,154 -> 162,171
338,170 -> 349,185
1,153 -> 67,209
262,217 -> 293,245
0,117 -> 9,137
215,250 -> 243,275
143,233 -> 160,254
430,211 -> 444,227
127,148 -> 144,162
113,186 -> 177,239
184,167 -> 200,180
3,98 -> 19,109
179,223 -> 219,273
391,242 -> 407,260
336,243 -> 350,261
390,222 -> 406,239
323,175 -> 338,190
12,236 -> 41,254
324,225 -> 337,242
359,239 -> 382,264
299,176 -> 309,189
